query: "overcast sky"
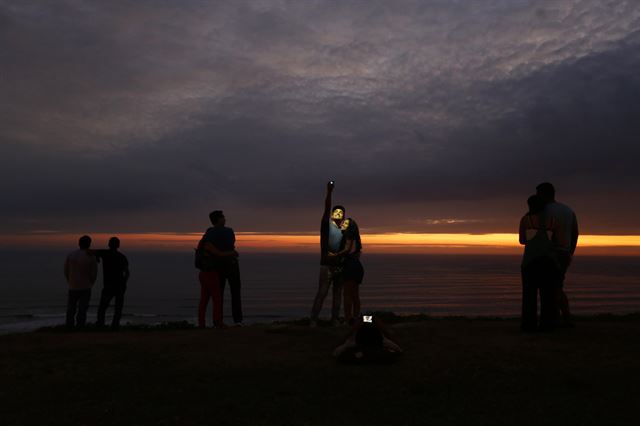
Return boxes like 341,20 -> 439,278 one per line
2,0 -> 640,235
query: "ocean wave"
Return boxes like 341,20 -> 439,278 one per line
122,313 -> 166,318
0,313 -> 64,319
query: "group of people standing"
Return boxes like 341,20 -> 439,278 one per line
519,182 -> 579,332
63,219 -> 244,331
195,182 -> 365,329
64,180 -> 578,333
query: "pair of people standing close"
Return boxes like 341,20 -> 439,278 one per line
519,182 -> 578,332
310,182 -> 364,326
64,235 -> 129,330
196,210 -> 244,328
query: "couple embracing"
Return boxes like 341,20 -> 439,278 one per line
310,181 -> 364,326
519,182 -> 578,332
195,210 -> 243,328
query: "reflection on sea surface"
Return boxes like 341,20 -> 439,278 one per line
1,252 -> 639,332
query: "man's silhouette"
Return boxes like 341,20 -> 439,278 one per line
206,210 -> 244,326
310,181 -> 346,326
536,182 -> 579,326
95,237 -> 130,330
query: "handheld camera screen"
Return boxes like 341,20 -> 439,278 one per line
363,315 -> 373,323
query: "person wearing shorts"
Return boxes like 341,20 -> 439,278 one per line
339,218 -> 364,325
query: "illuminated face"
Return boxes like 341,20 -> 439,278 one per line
331,209 -> 344,221
340,218 -> 350,231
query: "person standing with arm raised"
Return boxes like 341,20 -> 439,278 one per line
310,181 -> 346,326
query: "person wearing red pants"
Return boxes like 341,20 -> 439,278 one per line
198,270 -> 223,328
196,211 -> 238,328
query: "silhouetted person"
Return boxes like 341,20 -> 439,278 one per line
196,211 -> 238,328
519,195 -> 563,331
64,235 -> 97,329
536,182 -> 579,326
95,237 -> 130,330
310,181 -> 347,326
206,210 -> 244,326
333,315 -> 402,364
338,218 -> 364,325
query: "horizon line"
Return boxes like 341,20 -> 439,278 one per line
1,232 -> 639,255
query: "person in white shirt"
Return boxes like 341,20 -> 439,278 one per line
310,181 -> 348,326
64,235 -> 98,329
536,183 -> 579,326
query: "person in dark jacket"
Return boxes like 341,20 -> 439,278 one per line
204,210 -> 244,326
95,237 -> 130,330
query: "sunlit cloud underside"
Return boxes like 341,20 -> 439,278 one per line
2,233 -> 640,255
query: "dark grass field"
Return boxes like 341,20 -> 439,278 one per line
1,317 -> 640,426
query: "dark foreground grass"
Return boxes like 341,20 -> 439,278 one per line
1,317 -> 639,426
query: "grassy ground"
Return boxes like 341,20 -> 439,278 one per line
1,316 -> 639,426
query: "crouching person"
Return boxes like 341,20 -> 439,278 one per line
333,314 -> 403,364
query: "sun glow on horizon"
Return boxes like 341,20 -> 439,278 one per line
1,232 -> 640,255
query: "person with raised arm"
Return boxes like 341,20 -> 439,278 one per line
310,181 -> 346,326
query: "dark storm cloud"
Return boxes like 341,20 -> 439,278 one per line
1,0 -> 640,233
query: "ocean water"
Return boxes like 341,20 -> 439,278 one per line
0,250 -> 639,333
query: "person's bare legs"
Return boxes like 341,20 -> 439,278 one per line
343,280 -> 356,323
330,274 -> 343,323
353,284 -> 361,319
557,253 -> 574,326
310,266 -> 332,324
559,289 -> 573,325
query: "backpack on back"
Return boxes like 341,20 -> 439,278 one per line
194,240 -> 217,271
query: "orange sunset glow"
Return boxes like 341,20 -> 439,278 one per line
2,232 -> 640,255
